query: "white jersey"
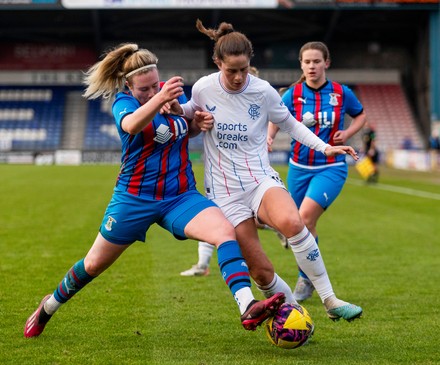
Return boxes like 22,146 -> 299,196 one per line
182,72 -> 329,199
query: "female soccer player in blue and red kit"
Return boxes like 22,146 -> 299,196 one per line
24,43 -> 285,338
268,41 -> 367,302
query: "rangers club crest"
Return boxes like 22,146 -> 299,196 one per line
248,104 -> 260,120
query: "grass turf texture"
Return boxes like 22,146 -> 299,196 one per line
1,163 -> 439,365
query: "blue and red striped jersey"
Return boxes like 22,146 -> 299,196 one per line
282,80 -> 363,166
112,91 -> 196,199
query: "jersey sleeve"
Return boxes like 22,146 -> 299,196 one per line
343,85 -> 364,117
181,79 -> 204,120
177,92 -> 188,104
266,84 -> 292,124
281,87 -> 294,113
277,116 -> 329,154
112,93 -> 139,129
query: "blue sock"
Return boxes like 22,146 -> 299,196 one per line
217,240 -> 251,296
298,236 -> 318,279
54,259 -> 95,303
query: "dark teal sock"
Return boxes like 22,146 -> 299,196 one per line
53,259 -> 95,303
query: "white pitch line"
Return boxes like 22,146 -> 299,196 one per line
347,178 -> 440,201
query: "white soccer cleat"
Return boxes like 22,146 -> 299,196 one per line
293,276 -> 315,302
276,232 -> 289,249
180,264 -> 210,277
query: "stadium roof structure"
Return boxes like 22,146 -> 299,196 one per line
0,8 -> 431,51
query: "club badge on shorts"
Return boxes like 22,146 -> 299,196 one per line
105,216 -> 117,231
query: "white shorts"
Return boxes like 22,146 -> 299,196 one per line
212,174 -> 286,227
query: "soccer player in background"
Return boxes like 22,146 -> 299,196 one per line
268,41 -> 367,301
362,121 -> 380,183
23,43 -> 286,338
173,19 -> 363,322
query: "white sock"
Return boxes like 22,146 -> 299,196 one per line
256,273 -> 298,305
324,295 -> 349,310
43,295 -> 62,315
288,227 -> 334,303
197,241 -> 214,268
234,287 -> 255,315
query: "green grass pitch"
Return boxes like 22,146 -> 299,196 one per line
0,163 -> 439,365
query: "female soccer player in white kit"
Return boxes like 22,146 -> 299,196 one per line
177,19 -> 363,322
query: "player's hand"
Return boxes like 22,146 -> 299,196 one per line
194,111 -> 214,131
267,136 -> 274,152
160,99 -> 182,115
333,130 -> 347,145
160,76 -> 184,103
324,145 -> 359,160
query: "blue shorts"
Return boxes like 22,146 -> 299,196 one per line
286,163 -> 348,210
99,188 -> 217,245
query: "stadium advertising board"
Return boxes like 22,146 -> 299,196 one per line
0,43 -> 97,70
59,0 -> 439,8
0,0 -> 62,8
1,0 -> 437,7
280,0 -> 439,8
60,0 -> 439,8
61,0 -> 278,8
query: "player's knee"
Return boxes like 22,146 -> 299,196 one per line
215,219 -> 236,241
84,257 -> 104,277
276,216 -> 304,238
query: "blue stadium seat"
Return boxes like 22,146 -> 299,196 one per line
83,99 -> 120,150
0,86 -> 68,151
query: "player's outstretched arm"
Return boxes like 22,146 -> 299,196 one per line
324,145 -> 358,160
